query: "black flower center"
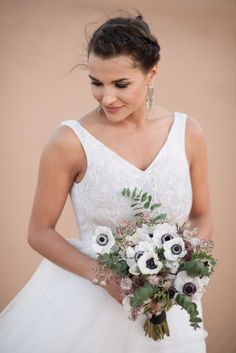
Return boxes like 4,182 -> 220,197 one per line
183,282 -> 197,296
146,258 -> 157,270
171,244 -> 182,255
168,287 -> 177,298
134,251 -> 144,262
149,233 -> 154,238
97,233 -> 109,246
161,233 -> 174,243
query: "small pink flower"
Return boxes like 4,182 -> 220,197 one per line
120,277 -> 133,291
146,275 -> 162,286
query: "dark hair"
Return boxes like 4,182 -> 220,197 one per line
87,13 -> 161,73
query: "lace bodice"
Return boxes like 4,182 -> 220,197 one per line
59,112 -> 192,257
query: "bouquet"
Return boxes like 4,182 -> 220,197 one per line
91,187 -> 217,341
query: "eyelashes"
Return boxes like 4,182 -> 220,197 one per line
90,82 -> 130,89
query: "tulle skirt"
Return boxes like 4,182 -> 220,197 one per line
0,238 -> 208,353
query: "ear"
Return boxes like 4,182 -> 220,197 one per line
147,64 -> 158,85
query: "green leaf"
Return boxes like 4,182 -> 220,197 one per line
191,253 -> 218,272
175,293 -> 202,329
130,283 -> 157,307
152,214 -> 167,222
100,253 -> 129,277
141,192 -> 148,202
178,260 -> 209,277
143,202 -> 151,209
132,187 -> 137,198
150,203 -> 161,211
127,188 -> 130,197
121,188 -> 126,196
131,202 -> 139,207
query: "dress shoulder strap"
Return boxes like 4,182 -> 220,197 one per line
172,112 -> 188,149
59,119 -> 97,167
59,119 -> 90,146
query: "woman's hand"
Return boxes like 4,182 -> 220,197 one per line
103,273 -> 124,304
92,263 -> 124,304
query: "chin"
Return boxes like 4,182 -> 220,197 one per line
103,110 -> 128,123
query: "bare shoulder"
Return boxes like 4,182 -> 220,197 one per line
186,116 -> 205,137
185,116 -> 208,166
40,123 -> 86,180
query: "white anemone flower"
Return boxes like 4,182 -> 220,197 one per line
137,251 -> 163,275
92,226 -> 115,255
153,223 -> 179,248
174,271 -> 210,301
126,224 -> 156,245
126,241 -> 154,275
163,237 -> 187,261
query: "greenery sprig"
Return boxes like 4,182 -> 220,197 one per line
130,283 -> 157,307
178,260 -> 210,277
99,253 -> 129,277
175,293 -> 202,329
192,253 -> 217,275
121,187 -> 167,223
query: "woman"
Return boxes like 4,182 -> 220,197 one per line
0,13 -> 212,353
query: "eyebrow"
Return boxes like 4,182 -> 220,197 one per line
88,75 -> 130,83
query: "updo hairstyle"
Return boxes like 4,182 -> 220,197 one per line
87,14 -> 161,73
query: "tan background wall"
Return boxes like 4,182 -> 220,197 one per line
0,1 -> 235,352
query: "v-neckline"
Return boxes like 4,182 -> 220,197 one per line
74,112 -> 177,173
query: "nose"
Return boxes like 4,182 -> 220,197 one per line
101,87 -> 117,106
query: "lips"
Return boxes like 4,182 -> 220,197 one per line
104,105 -> 124,113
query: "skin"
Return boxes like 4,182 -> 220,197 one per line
28,54 -> 213,305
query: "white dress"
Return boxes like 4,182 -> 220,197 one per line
0,112 -> 208,353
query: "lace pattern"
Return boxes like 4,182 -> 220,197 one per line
59,112 -> 192,257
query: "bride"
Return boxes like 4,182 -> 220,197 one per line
0,12 -> 212,353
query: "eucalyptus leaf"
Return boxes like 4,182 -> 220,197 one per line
178,260 -> 209,277
175,293 -> 202,329
130,283 -> 156,307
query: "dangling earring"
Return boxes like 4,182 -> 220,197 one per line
146,84 -> 154,120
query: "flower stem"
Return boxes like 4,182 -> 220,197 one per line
144,311 -> 170,341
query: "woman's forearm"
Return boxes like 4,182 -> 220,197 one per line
28,228 -> 98,281
189,213 -> 213,241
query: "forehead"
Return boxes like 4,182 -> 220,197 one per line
88,54 -> 144,80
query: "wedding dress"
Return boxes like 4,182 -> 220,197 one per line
0,112 -> 208,352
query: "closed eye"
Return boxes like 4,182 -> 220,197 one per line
90,81 -> 102,86
90,81 -> 130,89
115,83 -> 130,89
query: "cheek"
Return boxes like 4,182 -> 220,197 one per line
125,84 -> 147,104
91,87 -> 102,101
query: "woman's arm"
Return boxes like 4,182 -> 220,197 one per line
27,125 -> 123,303
27,125 -> 99,279
186,117 -> 213,241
